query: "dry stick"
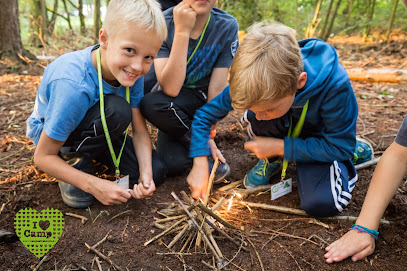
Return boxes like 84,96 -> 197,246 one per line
33,255 -> 48,271
155,214 -> 186,223
168,222 -> 191,249
355,157 -> 381,170
197,202 -> 240,230
201,260 -> 217,270
171,191 -> 222,263
205,217 -> 249,252
251,230 -> 319,246
154,222 -> 167,230
201,216 -> 223,258
66,212 -> 88,224
324,215 -> 390,225
211,197 -> 225,212
197,158 -> 220,247
272,239 -> 303,271
241,202 -> 308,216
107,210 -> 132,222
89,230 -> 112,251
227,185 -> 272,198
121,215 -> 130,240
95,256 -> 103,271
179,231 -> 195,253
217,179 -> 243,192
144,217 -> 187,246
247,238 -> 264,271
85,243 -> 124,271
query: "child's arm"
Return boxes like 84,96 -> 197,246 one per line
154,2 -> 196,97
129,108 -> 156,199
207,67 -> 229,101
187,86 -> 234,198
34,131 -> 132,205
324,141 -> 407,263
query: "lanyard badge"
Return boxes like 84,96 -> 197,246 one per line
271,100 -> 309,200
96,47 -> 130,187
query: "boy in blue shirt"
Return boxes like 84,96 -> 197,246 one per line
140,0 -> 239,180
187,21 -> 359,217
26,0 -> 168,208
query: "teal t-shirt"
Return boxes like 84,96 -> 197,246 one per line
26,45 -> 144,145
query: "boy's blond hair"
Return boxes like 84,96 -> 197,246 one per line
103,0 -> 167,41
229,21 -> 303,110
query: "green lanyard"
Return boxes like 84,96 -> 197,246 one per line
186,13 -> 211,65
96,48 -> 130,180
281,99 -> 309,180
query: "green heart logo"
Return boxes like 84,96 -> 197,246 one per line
14,208 -> 64,258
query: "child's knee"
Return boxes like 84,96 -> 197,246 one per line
300,196 -> 340,217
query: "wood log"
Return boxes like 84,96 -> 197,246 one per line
347,68 -> 407,83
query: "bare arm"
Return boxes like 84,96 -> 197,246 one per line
325,141 -> 407,263
129,108 -> 156,199
34,131 -> 131,205
154,2 -> 196,97
207,67 -> 229,101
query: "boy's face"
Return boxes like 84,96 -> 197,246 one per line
185,0 -> 216,15
249,94 -> 295,121
99,25 -> 162,87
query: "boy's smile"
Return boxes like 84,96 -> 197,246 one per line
249,94 -> 295,121
95,25 -> 163,87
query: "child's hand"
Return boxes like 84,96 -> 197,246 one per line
208,139 -> 226,164
187,156 -> 209,199
130,174 -> 156,199
244,136 -> 284,158
324,230 -> 375,263
173,1 -> 196,36
90,177 -> 132,205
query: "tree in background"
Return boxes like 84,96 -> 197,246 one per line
0,0 -> 34,61
93,0 -> 100,43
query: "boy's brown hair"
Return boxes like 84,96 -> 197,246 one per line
229,21 -> 303,110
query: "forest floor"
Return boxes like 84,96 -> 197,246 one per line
0,32 -> 407,271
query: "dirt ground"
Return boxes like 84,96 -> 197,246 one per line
1,35 -> 407,271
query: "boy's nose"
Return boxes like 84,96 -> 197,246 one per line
130,59 -> 143,73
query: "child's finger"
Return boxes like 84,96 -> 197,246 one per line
351,246 -> 373,262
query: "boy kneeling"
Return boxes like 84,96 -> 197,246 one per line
187,21 -> 358,217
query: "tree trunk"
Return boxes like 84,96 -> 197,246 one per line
48,0 -> 60,34
365,0 -> 376,37
62,0 -> 73,30
345,0 -> 354,27
94,0 -> 101,43
0,0 -> 34,61
323,0 -> 342,40
386,0 -> 399,40
305,0 -> 323,38
320,0 -> 334,39
78,0 -> 86,35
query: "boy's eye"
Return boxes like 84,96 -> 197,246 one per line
145,56 -> 154,61
125,48 -> 134,54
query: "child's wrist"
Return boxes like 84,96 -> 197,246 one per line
350,224 -> 379,239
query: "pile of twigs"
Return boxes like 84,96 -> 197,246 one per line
145,159 -> 248,269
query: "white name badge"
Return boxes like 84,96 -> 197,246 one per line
271,178 -> 292,200
115,175 -> 129,189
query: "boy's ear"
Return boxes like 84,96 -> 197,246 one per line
99,29 -> 108,49
297,72 -> 307,89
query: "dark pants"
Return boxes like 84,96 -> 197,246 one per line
63,95 -> 167,186
140,88 -> 207,175
242,110 -> 358,217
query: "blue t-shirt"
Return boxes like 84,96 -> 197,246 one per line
26,45 -> 144,145
157,7 -> 239,91
395,114 -> 407,147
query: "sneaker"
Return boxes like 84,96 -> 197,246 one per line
244,159 -> 282,189
58,181 -> 95,209
208,158 -> 231,184
353,137 -> 374,165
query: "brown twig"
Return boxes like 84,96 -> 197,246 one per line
251,230 -> 319,246
155,214 -> 186,223
33,255 -> 48,271
171,191 -> 222,262
85,243 -> 124,271
240,202 -> 308,216
217,179 -> 243,192
227,185 -> 272,198
107,210 -> 132,222
144,217 -> 187,246
89,230 -> 111,252
66,212 -> 88,224
247,238 -> 264,271
196,202 -> 240,230
272,240 -> 303,271
168,222 -> 191,249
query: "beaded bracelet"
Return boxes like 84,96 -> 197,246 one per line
350,224 -> 379,239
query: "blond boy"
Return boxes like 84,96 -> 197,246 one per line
187,22 -> 359,217
26,0 -> 167,208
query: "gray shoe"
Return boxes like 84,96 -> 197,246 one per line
58,181 -> 95,209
